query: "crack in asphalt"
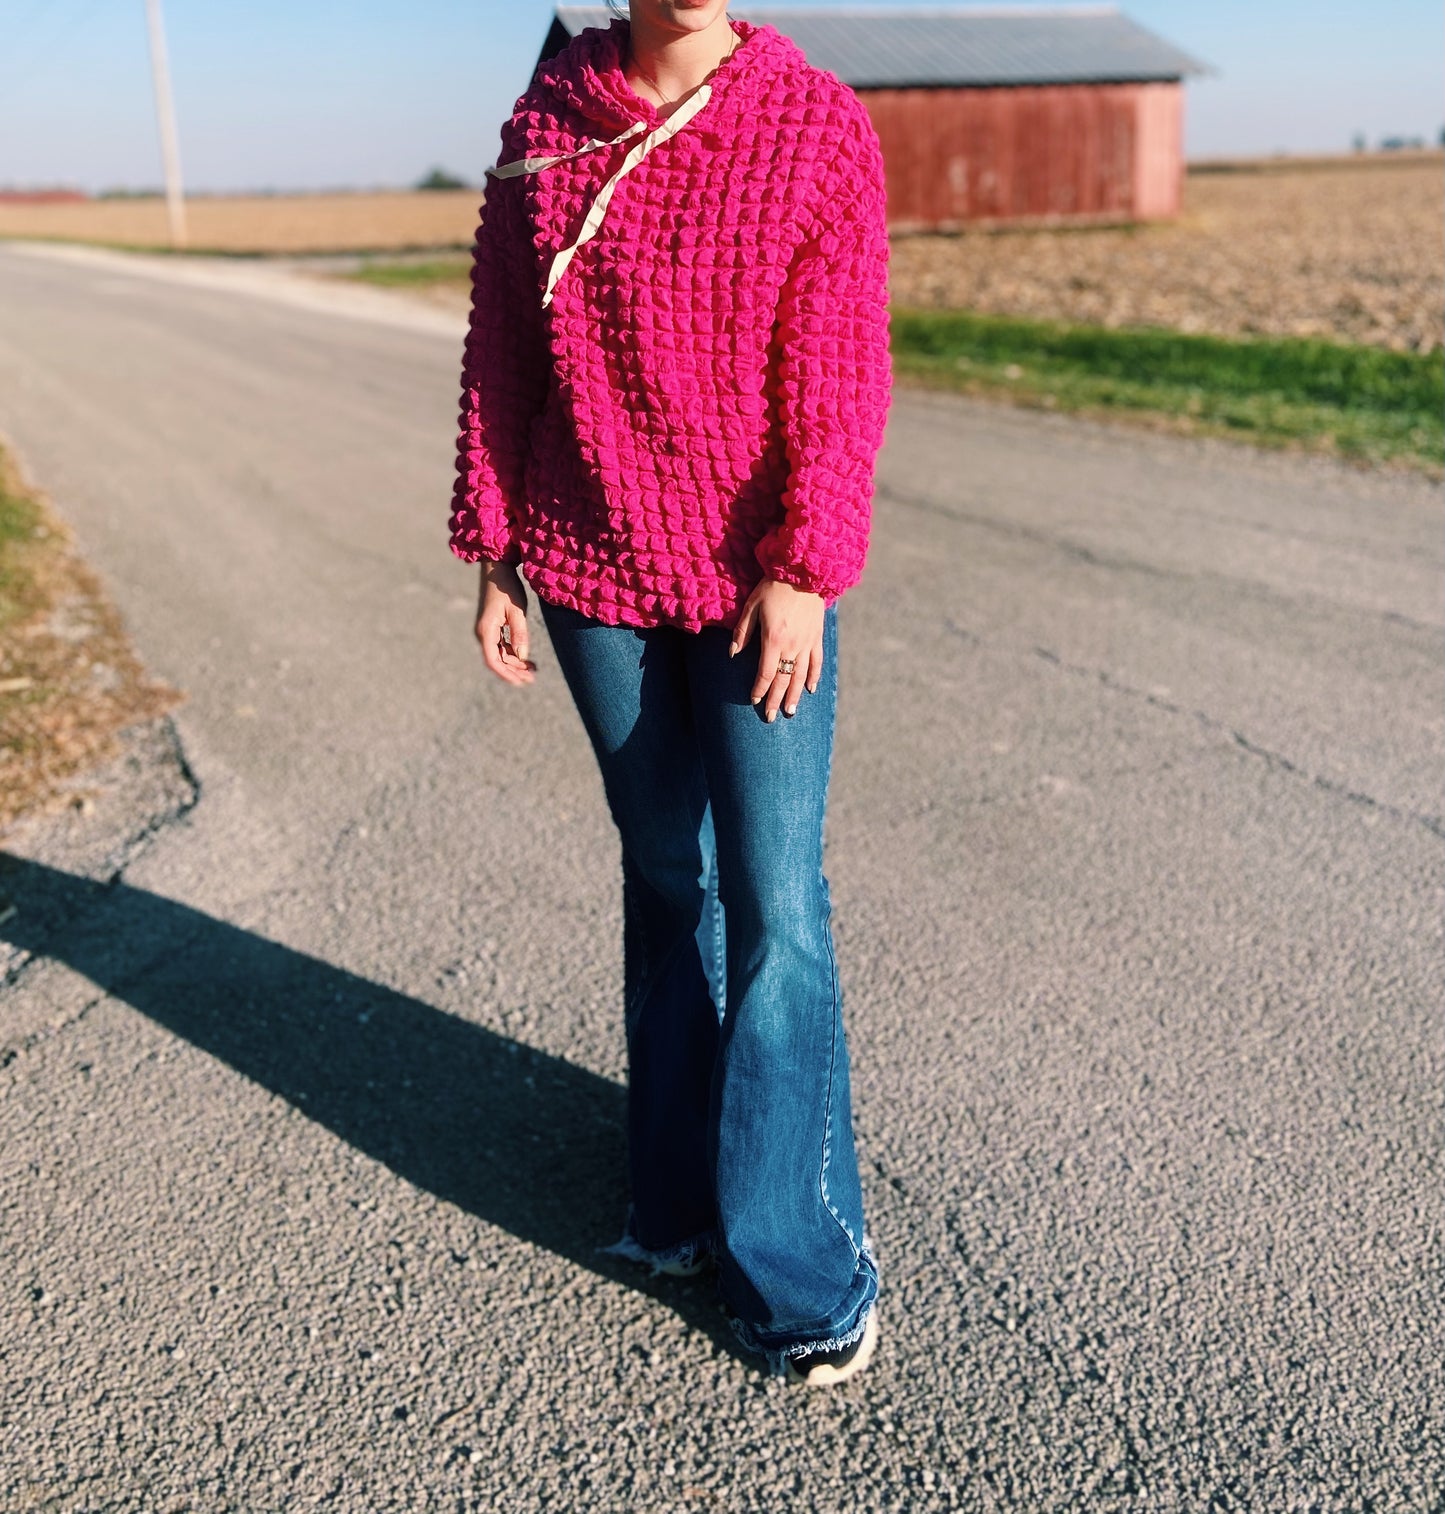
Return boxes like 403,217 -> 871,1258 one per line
1163,499 -> 1443,567
881,484 -> 1183,584
940,614 -> 1432,834
0,716 -> 203,1061
104,716 -> 204,882
0,982 -> 110,1071
0,906 -> 223,1073
880,485 -> 1443,639
1031,646 -> 1445,841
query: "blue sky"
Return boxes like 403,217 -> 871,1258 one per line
0,1 -> 1439,193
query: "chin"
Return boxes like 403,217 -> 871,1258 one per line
649,1 -> 731,32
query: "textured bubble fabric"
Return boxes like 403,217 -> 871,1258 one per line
449,15 -> 892,633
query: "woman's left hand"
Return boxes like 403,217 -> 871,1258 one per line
730,578 -> 826,722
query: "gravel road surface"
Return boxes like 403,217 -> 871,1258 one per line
1,242 -> 1440,1512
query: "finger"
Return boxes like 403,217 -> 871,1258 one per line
477,619 -> 511,682
730,600 -> 756,658
500,604 -> 534,671
762,648 -> 803,721
473,604 -> 498,664
764,662 -> 795,721
485,626 -> 526,684
782,658 -> 809,717
477,605 -> 531,685
500,630 -> 536,680
751,631 -> 783,705
806,639 -> 823,696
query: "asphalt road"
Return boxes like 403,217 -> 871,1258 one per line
1,241 -> 1440,1513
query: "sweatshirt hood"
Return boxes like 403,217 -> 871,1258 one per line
532,16 -> 807,135
493,17 -> 811,308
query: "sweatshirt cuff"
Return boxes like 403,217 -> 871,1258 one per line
756,514 -> 864,600
450,525 -> 522,566
756,554 -> 845,604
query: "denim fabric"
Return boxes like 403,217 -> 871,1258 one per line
536,592 -> 877,1367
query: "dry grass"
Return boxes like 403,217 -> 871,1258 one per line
890,155 -> 1445,354
0,446 -> 182,834
0,190 -> 481,255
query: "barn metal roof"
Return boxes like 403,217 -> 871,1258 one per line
551,6 -> 1208,87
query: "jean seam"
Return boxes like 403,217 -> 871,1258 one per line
816,609 -> 857,1260
817,881 -> 859,1261
623,861 -> 650,1037
710,879 -> 725,1017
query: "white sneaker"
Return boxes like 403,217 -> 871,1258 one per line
654,1252 -> 713,1278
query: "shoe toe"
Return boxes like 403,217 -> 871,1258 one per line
785,1309 -> 879,1387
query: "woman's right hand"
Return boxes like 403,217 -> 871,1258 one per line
474,560 -> 537,686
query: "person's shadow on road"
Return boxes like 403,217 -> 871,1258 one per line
0,853 -> 737,1357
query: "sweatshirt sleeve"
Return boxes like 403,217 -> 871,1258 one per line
449,151 -> 549,566
753,106 -> 892,603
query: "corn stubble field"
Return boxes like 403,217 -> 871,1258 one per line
0,156 -> 1438,353
891,157 -> 1443,355
0,191 -> 484,259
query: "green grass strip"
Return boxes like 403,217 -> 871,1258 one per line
891,309 -> 1444,471
348,255 -> 472,288
335,257 -> 1444,472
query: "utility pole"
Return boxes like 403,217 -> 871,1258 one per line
144,0 -> 187,248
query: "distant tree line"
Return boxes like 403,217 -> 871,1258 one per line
415,167 -> 470,191
86,171 -> 478,197
1351,129 -> 1443,152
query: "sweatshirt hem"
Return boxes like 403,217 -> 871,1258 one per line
525,560 -> 750,635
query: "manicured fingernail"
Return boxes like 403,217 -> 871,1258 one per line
766,709 -> 776,723
728,643 -> 738,657
785,703 -> 798,716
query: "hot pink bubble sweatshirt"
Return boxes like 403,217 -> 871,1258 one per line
449,15 -> 892,633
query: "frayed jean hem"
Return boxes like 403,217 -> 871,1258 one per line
728,1241 -> 879,1377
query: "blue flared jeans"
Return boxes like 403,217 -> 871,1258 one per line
535,592 -> 877,1367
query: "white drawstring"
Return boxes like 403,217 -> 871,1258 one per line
486,120 -> 648,179
487,83 -> 713,308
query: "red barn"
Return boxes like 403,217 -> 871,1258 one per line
0,189 -> 88,205
543,5 -> 1208,228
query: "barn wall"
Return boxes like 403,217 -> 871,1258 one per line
860,82 -> 1184,229
1132,81 -> 1183,218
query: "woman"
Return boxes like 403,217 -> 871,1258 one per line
450,0 -> 892,1385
